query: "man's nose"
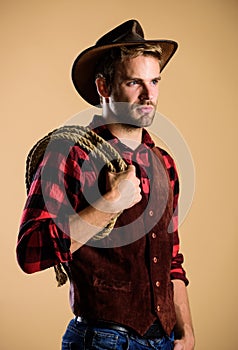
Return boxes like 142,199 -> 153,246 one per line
139,84 -> 153,101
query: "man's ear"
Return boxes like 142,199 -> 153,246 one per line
95,76 -> 110,98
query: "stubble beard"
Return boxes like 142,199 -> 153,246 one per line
113,102 -> 156,130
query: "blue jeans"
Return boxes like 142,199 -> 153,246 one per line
62,318 -> 174,350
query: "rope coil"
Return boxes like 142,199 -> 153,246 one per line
25,125 -> 127,286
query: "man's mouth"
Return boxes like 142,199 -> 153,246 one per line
136,105 -> 154,115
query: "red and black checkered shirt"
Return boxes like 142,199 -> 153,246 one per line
17,117 -> 188,285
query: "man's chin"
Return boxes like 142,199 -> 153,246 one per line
136,113 -> 155,128
123,117 -> 154,129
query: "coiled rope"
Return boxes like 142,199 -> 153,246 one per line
25,125 -> 127,286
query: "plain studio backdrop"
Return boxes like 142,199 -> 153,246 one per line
1,1 -> 237,349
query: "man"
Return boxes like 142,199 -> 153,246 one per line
17,19 -> 195,349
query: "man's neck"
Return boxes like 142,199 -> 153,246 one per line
107,123 -> 142,150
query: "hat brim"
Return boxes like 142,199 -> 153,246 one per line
72,40 -> 178,106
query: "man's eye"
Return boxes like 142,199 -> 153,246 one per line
152,78 -> 160,85
127,80 -> 138,86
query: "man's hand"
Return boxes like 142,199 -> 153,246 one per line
172,280 -> 195,350
174,334 -> 195,349
106,164 -> 142,211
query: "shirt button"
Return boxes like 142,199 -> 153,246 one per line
153,257 -> 158,263
151,232 -> 157,239
156,305 -> 160,312
155,281 -> 160,287
149,210 -> 154,217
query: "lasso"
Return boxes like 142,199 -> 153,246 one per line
25,125 -> 127,286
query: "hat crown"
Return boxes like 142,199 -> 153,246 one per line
96,19 -> 145,47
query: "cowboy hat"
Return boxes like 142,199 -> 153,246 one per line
72,19 -> 178,106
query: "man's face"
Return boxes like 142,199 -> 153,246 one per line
108,55 -> 161,128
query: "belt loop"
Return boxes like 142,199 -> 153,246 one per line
84,327 -> 93,350
125,333 -> 130,350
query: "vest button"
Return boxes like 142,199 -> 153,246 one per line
151,232 -> 157,239
149,210 -> 154,217
155,281 -> 160,287
156,305 -> 160,312
153,257 -> 158,263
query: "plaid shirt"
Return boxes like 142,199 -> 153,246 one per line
17,117 -> 188,285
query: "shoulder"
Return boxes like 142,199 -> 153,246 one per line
154,146 -> 179,185
155,146 -> 177,170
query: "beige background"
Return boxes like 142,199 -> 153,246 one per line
1,0 -> 237,349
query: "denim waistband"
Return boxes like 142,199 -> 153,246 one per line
75,316 -> 165,339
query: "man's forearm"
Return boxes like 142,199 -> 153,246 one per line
69,165 -> 142,253
69,192 -> 121,253
172,279 -> 195,349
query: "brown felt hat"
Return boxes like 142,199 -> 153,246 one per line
72,19 -> 178,106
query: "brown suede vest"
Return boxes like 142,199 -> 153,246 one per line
67,146 -> 177,336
